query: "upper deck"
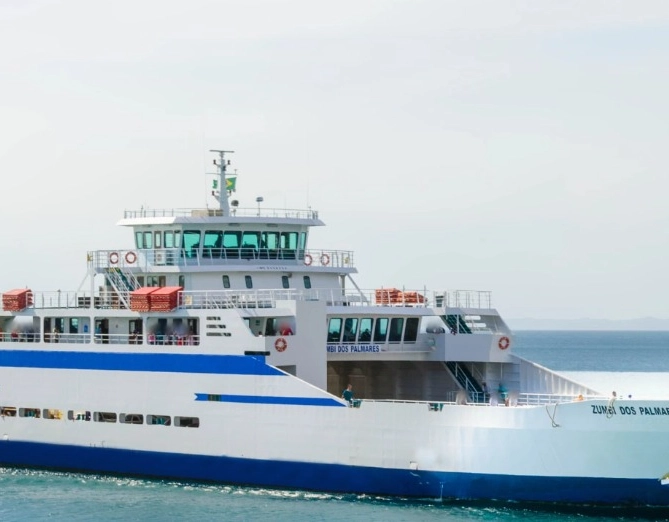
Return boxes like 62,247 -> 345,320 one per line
119,207 -> 324,226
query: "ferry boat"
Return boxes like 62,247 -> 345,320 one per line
1,149 -> 668,507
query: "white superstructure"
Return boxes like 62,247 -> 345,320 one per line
1,150 -> 668,507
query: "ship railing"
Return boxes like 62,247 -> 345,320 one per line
343,289 -> 493,309
181,288 -> 352,309
351,393 -> 605,409
88,248 -> 355,269
123,207 -> 319,220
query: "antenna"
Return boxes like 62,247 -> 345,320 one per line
209,149 -> 235,215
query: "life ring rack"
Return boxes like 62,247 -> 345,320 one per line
320,253 -> 330,266
498,336 -> 510,350
275,337 -> 288,352
125,251 -> 137,264
109,252 -> 120,265
304,254 -> 313,266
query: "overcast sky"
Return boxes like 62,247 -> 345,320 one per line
1,1 -> 668,320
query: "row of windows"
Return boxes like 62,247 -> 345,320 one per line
135,230 -> 307,257
137,275 -> 313,291
327,317 -> 420,344
0,407 -> 199,427
223,274 -> 311,290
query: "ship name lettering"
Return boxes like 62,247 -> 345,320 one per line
639,406 -> 669,416
326,345 -> 381,353
591,405 -> 616,415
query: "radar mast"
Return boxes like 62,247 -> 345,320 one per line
210,149 -> 235,215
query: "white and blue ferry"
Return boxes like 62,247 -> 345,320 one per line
1,150 -> 668,507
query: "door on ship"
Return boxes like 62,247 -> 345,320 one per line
129,319 -> 142,344
95,319 -> 109,344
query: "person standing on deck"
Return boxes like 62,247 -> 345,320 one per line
342,384 -> 354,406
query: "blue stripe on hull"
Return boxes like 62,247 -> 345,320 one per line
194,393 -> 345,407
0,440 -> 667,507
0,351 -> 283,376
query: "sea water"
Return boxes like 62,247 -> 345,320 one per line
1,331 -> 669,521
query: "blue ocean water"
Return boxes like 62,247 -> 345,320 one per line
1,331 -> 669,521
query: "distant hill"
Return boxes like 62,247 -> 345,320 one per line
507,317 -> 669,331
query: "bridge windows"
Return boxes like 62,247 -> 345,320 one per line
328,318 -> 342,343
404,317 -> 419,342
373,318 -> 388,343
388,318 -> 404,343
223,231 -> 241,259
358,318 -> 373,343
203,231 -> 223,258
343,318 -> 358,343
282,275 -> 290,289
183,230 -> 201,258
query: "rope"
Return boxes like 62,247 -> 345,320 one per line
606,396 -> 617,419
545,403 -> 560,428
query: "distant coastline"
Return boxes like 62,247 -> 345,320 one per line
507,317 -> 669,331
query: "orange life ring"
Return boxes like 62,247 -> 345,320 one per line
274,337 -> 287,352
109,252 -> 119,265
498,336 -> 510,350
320,253 -> 330,266
304,254 -> 313,266
125,251 -> 137,264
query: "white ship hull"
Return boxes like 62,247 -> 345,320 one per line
1,347 -> 668,506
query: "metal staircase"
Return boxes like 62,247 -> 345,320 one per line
444,361 -> 486,403
105,267 -> 141,309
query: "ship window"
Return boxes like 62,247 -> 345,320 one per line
19,408 -> 41,418
175,416 -> 200,428
67,410 -> 90,421
164,231 -> 175,248
42,409 -> 63,420
143,231 -> 153,249
343,318 -> 358,343
204,231 -> 223,258
281,276 -> 290,289
94,411 -> 117,423
1,407 -> 17,417
136,276 -> 145,287
154,231 -> 162,248
147,414 -> 171,426
222,275 -> 231,289
265,318 -> 277,336
245,275 -> 253,289
183,230 -> 201,258
328,318 -> 342,343
404,317 -> 419,342
262,231 -> 280,259
179,275 -> 185,288
135,231 -> 144,249
373,318 -> 388,343
241,232 -> 260,260
389,318 -> 404,343
280,232 -> 297,259
147,276 -> 166,287
69,318 -> 79,334
120,413 -> 144,425
223,231 -> 241,259
303,276 -> 311,289
358,318 -> 373,343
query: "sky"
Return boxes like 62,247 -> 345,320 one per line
1,0 -> 668,321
